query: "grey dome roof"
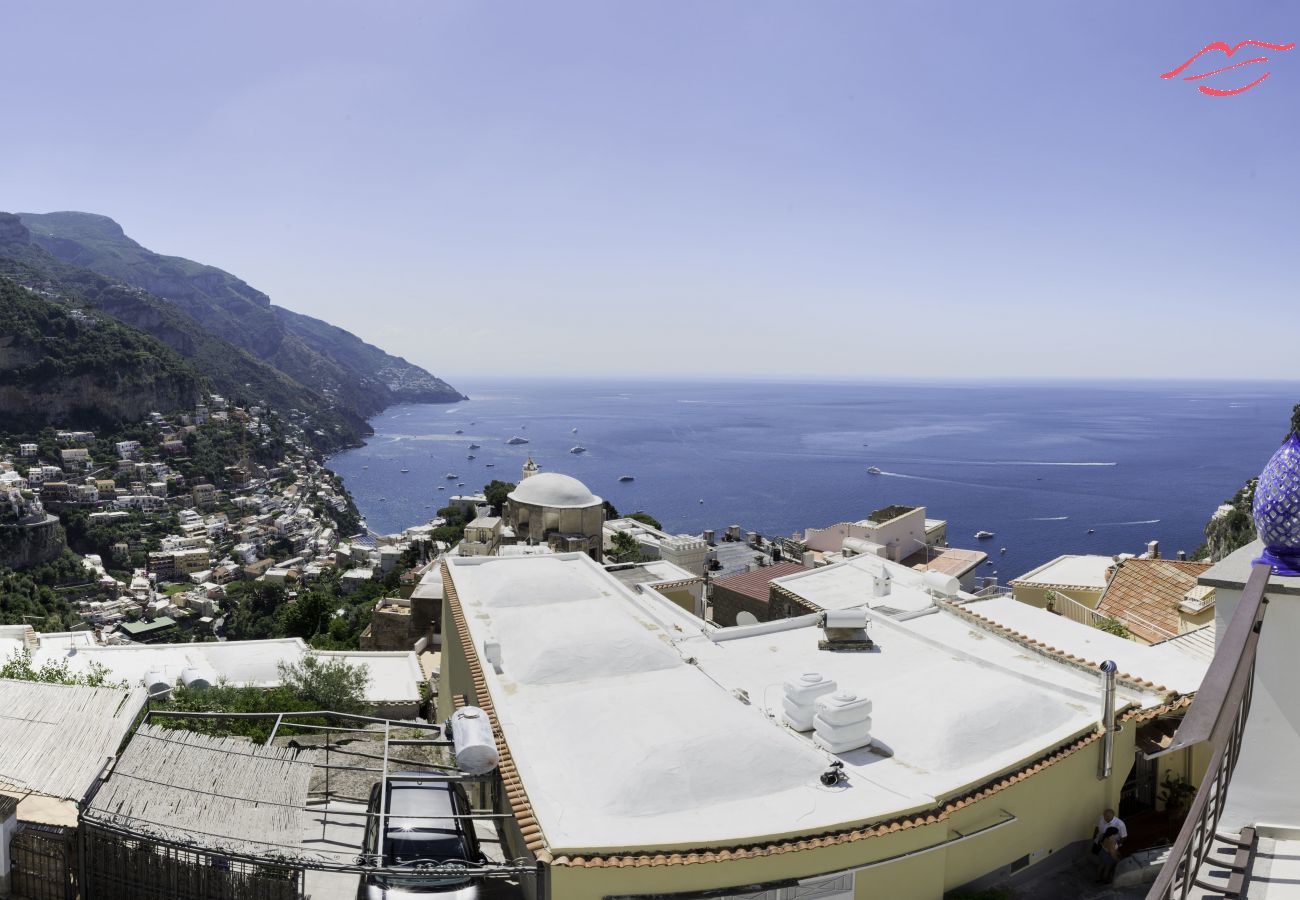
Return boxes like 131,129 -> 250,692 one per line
508,473 -> 602,509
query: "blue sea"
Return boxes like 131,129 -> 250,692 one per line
327,380 -> 1298,579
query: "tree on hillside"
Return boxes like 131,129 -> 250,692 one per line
483,480 -> 516,514
627,511 -> 663,530
609,531 -> 642,563
277,653 -> 369,715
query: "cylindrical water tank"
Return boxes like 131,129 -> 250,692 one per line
824,609 -> 868,630
142,669 -> 173,698
179,666 -> 213,690
449,707 -> 499,775
815,691 -> 873,726
923,570 -> 960,598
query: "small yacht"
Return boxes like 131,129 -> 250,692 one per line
618,475 -> 634,482
400,468 -> 410,473
506,436 -> 529,445
999,547 -> 1007,555
975,530 -> 995,539
569,446 -> 587,454
445,473 -> 458,479
1088,528 -> 1096,534
457,482 -> 465,487
866,466 -> 883,475
362,465 -> 368,469
467,454 -> 476,460
379,497 -> 387,502
485,463 -> 495,468
454,429 -> 463,434
437,486 -> 445,491
571,427 -> 578,433
468,443 -> 481,450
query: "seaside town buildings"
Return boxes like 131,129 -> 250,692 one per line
4,415 -> 1296,899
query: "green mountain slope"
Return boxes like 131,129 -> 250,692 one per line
18,211 -> 464,415
0,275 -> 204,429
0,213 -> 368,447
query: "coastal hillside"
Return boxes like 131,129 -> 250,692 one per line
0,275 -> 203,429
18,210 -> 464,416
0,214 -> 368,447
1199,406 -> 1300,561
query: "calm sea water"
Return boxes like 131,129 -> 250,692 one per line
327,379 -> 1298,579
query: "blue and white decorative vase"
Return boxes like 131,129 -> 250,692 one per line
1253,432 -> 1300,576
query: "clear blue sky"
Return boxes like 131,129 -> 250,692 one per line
2,2 -> 1297,380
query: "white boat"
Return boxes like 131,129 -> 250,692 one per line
485,463 -> 494,468
866,466 -> 883,475
975,530 -> 995,539
569,446 -> 587,454
400,468 -> 410,473
467,454 -> 476,460
571,427 -> 578,433
437,486 -> 445,490
468,443 -> 481,449
506,436 -> 529,445
445,473 -> 458,479
618,475 -> 634,482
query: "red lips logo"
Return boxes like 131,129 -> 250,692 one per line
1161,39 -> 1295,96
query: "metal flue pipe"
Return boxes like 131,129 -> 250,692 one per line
1098,660 -> 1118,779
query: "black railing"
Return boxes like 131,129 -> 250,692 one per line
1145,561 -> 1271,900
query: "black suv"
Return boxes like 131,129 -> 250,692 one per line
357,774 -> 486,898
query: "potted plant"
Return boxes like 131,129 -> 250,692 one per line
1158,771 -> 1197,821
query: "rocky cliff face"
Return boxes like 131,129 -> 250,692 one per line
18,211 -> 464,416
0,274 -> 205,431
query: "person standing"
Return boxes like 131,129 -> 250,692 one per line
1093,808 -> 1127,847
1096,826 -> 1122,883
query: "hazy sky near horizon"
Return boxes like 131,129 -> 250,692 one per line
2,2 -> 1298,382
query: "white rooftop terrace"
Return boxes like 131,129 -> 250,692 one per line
445,553 -> 1177,857
770,554 -> 964,615
1012,554 -> 1115,589
6,635 -> 424,705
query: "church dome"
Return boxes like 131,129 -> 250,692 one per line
508,472 -> 602,509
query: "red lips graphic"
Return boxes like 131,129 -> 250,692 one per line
1161,39 -> 1295,96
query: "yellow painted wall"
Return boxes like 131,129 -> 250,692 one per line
1012,584 -> 1105,611
436,591 -> 474,723
543,730 -> 1129,900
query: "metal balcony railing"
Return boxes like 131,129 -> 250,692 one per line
1145,561 -> 1271,900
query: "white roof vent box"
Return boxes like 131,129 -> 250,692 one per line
818,609 -> 873,652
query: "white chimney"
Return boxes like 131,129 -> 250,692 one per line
872,571 -> 892,597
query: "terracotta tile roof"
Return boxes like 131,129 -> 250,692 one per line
1095,559 -> 1212,644
900,547 -> 987,578
710,562 -> 809,604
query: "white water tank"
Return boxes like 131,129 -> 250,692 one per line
813,691 -> 873,754
449,707 -> 499,775
782,671 -> 836,731
142,669 -> 173,699
179,665 -> 214,690
922,570 -> 960,598
824,609 -> 868,630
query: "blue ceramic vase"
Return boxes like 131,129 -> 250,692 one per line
1253,432 -> 1300,576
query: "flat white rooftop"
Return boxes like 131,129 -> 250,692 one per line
771,554 -> 956,614
9,636 -> 424,704
1012,554 -> 1115,590
445,553 -> 1174,856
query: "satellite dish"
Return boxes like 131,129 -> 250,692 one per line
736,611 -> 759,626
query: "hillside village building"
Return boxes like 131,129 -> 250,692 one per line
437,551 -> 1207,899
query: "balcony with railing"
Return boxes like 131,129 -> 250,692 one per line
1144,560 -> 1270,899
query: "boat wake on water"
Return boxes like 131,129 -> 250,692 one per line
1094,519 -> 1161,526
1030,516 -> 1069,521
